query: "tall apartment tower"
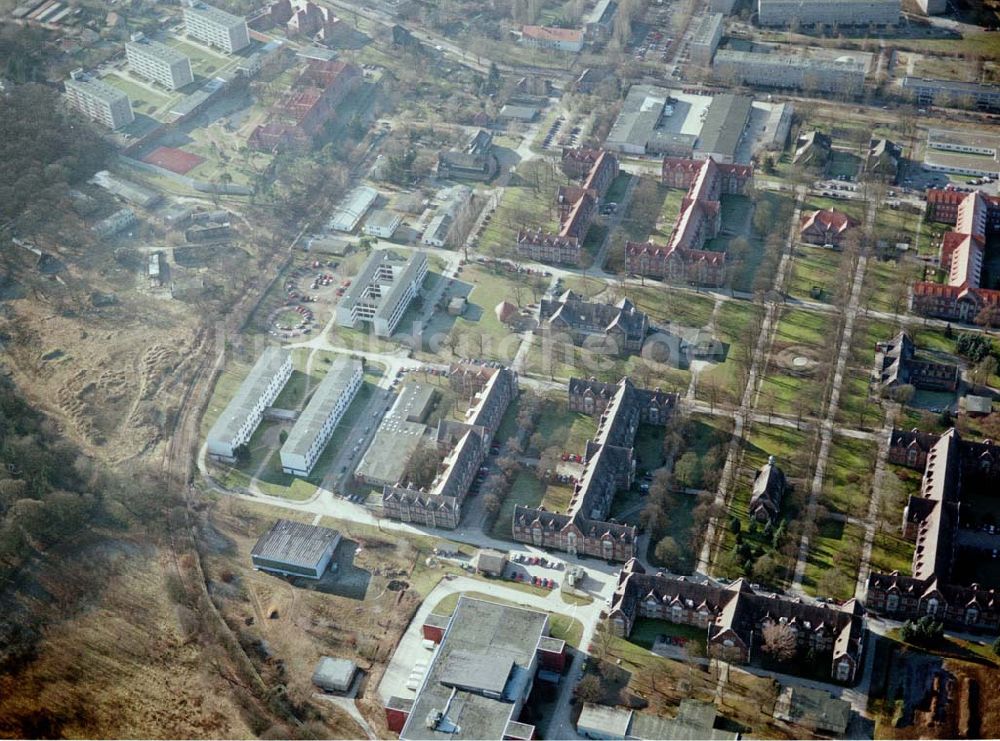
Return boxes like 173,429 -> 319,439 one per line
182,2 -> 250,53
64,70 -> 134,130
125,34 -> 194,90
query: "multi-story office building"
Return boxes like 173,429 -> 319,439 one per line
64,71 -> 134,130
125,35 -> 194,90
206,347 -> 292,462
183,2 -> 250,53
335,250 -> 428,337
713,49 -> 866,95
757,0 -> 899,26
689,13 -> 723,64
902,77 -> 1000,112
279,358 -> 362,476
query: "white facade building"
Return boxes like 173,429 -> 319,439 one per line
183,2 -> 250,53
714,49 -> 866,95
206,347 -> 292,462
421,185 -> 473,248
689,13 -> 724,65
328,186 -> 378,233
335,250 -> 428,337
279,358 -> 363,476
64,72 -> 134,130
362,209 -> 402,239
125,36 -> 194,90
757,0 -> 899,26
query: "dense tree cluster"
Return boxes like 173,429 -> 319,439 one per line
0,377 -> 178,589
0,84 -> 112,228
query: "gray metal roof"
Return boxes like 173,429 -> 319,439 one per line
251,519 -> 340,568
903,76 -> 1000,96
401,597 -> 550,740
715,48 -> 865,71
606,84 -> 671,150
207,346 -> 289,447
312,657 -> 357,690
691,12 -> 723,45
578,704 -> 633,737
355,383 -> 436,485
126,38 -> 189,65
696,93 -> 752,160
184,1 -> 245,28
65,75 -> 130,105
280,358 -> 361,461
366,208 -> 401,231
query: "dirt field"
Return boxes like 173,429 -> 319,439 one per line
1,286 -> 202,462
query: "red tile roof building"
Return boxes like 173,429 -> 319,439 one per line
798,208 -> 858,246
248,59 -> 360,153
913,189 -> 1000,321
516,148 -> 619,266
624,157 -> 752,287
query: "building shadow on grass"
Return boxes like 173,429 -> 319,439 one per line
283,539 -> 372,600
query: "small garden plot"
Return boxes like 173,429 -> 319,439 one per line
802,518 -> 865,602
759,308 -> 833,419
787,245 -> 844,304
819,434 -> 878,516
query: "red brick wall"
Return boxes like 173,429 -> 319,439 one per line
422,624 -> 445,643
538,647 -> 566,672
385,707 -> 409,734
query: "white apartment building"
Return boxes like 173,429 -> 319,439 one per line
690,13 -> 724,65
713,49 -> 866,95
125,35 -> 194,90
757,0 -> 899,26
335,250 -> 428,337
183,2 -> 250,53
421,185 -> 473,248
64,72 -> 134,130
279,358 -> 363,476
362,209 -> 402,239
206,347 -> 292,462
328,186 -> 379,233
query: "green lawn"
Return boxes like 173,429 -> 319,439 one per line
626,285 -> 716,328
695,301 -> 762,408
787,245 -> 844,304
802,194 -> 865,223
491,471 -> 545,539
802,518 -> 865,601
478,160 -> 563,257
628,617 -> 707,651
820,434 -> 877,515
541,483 -> 574,513
759,308 -> 834,419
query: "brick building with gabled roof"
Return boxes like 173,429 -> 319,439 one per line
609,560 -> 866,683
381,368 -> 517,530
798,208 -> 858,246
517,148 -> 619,266
624,156 -> 752,287
867,428 -> 1000,631
913,188 -> 1000,321
512,377 -> 677,561
537,290 -> 649,356
875,331 -> 959,393
749,456 -> 787,525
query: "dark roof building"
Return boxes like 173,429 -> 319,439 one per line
610,560 -> 866,683
749,456 -> 787,525
867,428 -> 1000,631
513,377 -> 677,562
875,331 -> 959,392
537,291 -> 649,356
793,130 -> 832,167
251,519 -> 341,579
